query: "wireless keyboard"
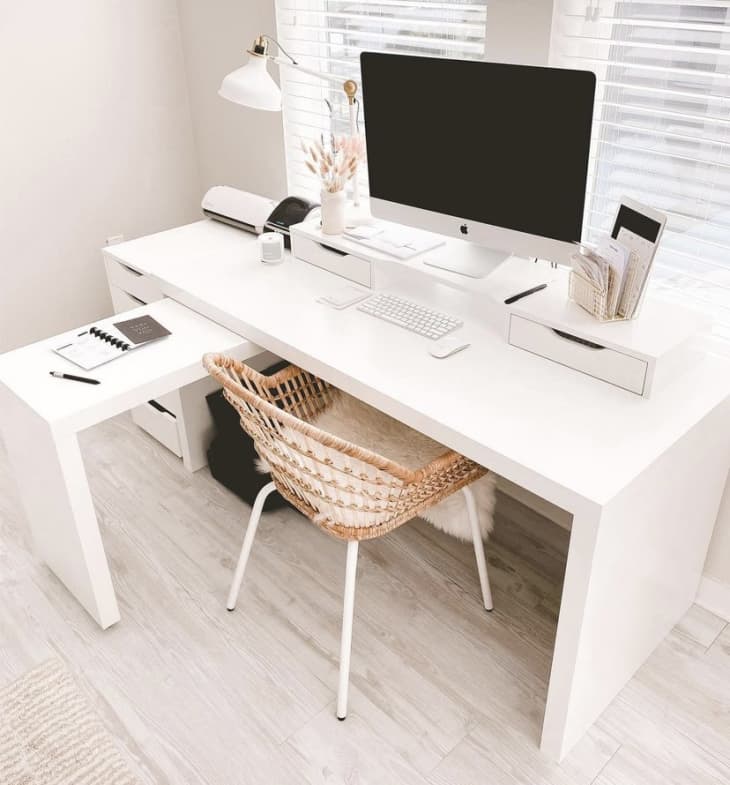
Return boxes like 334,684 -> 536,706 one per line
357,293 -> 462,340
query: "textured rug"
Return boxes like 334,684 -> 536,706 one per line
0,659 -> 142,785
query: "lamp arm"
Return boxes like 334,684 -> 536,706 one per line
273,58 -> 334,84
273,58 -> 358,105
251,34 -> 358,106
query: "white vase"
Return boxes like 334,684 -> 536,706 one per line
320,189 -> 346,235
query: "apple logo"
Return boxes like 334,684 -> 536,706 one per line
460,223 -> 469,235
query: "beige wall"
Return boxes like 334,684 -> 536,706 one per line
0,1 -> 202,352
176,0 -> 287,201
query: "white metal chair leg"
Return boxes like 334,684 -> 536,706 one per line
227,481 -> 277,611
336,540 -> 359,720
462,486 -> 494,611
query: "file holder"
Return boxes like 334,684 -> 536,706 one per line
568,251 -> 643,323
568,269 -> 625,322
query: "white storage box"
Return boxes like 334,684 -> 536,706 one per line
506,269 -> 710,398
290,221 -> 373,287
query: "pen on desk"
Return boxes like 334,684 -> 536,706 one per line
504,283 -> 548,305
49,371 -> 100,385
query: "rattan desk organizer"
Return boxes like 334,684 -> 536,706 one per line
568,269 -> 623,322
568,250 -> 642,323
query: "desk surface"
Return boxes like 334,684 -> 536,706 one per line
106,220 -> 730,512
0,298 -> 254,433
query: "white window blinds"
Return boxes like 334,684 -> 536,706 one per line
551,2 -> 730,340
274,1 -> 488,201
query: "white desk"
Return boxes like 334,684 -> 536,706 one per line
2,219 -> 730,763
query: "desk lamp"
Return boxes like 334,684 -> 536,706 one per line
219,34 -> 365,213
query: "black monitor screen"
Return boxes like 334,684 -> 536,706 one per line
361,53 -> 595,244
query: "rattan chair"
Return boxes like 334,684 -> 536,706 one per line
204,353 -> 493,720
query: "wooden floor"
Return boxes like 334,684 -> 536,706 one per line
1,414 -> 729,785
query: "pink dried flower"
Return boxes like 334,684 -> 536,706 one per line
303,132 -> 364,193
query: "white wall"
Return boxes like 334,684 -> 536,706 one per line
0,1 -> 201,352
485,0 -> 555,65
176,0 -> 287,201
705,479 -> 730,584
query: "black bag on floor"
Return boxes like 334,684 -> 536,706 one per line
206,361 -> 290,510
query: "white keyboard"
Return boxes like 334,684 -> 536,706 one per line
357,293 -> 462,340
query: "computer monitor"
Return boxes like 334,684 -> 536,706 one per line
360,53 -> 596,277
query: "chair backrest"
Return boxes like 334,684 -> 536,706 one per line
203,354 -> 421,540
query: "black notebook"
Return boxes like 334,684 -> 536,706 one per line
54,315 -> 171,370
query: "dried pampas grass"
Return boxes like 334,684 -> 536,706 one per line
301,133 -> 366,194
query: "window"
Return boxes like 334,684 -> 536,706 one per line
551,2 -> 730,340
274,0 -> 488,201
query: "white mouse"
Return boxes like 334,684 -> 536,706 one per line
428,337 -> 471,359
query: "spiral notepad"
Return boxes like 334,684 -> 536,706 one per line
54,315 -> 170,370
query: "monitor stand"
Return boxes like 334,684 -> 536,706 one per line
421,244 -> 510,279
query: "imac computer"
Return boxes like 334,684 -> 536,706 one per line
360,53 -> 596,278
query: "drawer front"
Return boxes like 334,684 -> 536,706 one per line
291,234 -> 372,287
319,252 -> 371,287
131,401 -> 182,457
105,257 -> 164,304
154,389 -> 183,419
508,315 -> 648,395
109,285 -> 148,314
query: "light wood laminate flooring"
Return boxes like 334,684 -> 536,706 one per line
1,414 -> 729,784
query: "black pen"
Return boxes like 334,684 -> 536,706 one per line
504,283 -> 548,305
49,371 -> 100,385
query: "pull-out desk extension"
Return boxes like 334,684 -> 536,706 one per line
0,298 -> 259,629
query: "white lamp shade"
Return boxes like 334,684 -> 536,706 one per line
218,55 -> 281,111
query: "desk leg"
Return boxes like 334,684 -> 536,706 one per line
541,398 -> 730,761
1,393 -> 120,629
177,380 -> 216,473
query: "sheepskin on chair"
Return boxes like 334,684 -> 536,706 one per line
256,390 -> 495,541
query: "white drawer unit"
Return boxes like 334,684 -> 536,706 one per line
104,257 -> 164,304
291,229 -> 372,287
103,250 -> 214,470
131,400 -> 182,457
508,315 -> 649,395
505,265 -> 710,399
151,388 -> 183,419
109,285 -> 147,313
102,244 -> 276,471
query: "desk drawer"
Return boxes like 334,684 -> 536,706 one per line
132,400 -> 182,456
109,285 -> 148,313
105,257 -> 164,304
508,315 -> 648,395
291,233 -> 372,287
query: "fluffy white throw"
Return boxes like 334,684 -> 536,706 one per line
255,390 -> 495,542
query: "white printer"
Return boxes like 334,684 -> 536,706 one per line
201,186 -> 276,234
